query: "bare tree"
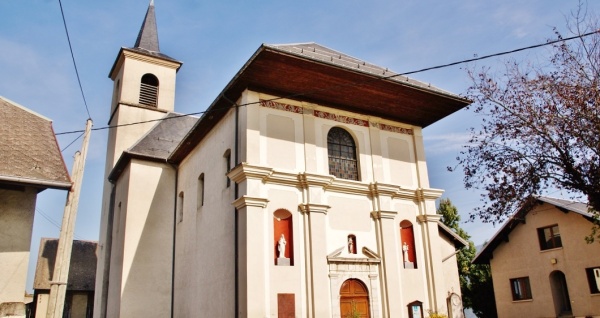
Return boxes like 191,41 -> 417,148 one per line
455,8 -> 600,241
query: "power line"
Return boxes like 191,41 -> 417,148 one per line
54,29 -> 599,137
58,0 -> 92,120
60,132 -> 84,152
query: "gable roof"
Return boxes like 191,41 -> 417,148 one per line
472,196 -> 593,264
34,238 -> 97,291
0,96 -> 71,190
170,42 -> 470,162
108,112 -> 198,181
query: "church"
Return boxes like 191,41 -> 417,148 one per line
94,2 -> 470,317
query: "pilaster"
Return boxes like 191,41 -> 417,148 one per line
371,210 -> 403,316
233,196 -> 269,318
299,203 -> 331,317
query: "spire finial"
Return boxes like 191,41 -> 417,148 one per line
134,0 -> 159,52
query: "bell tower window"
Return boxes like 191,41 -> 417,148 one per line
139,73 -> 159,107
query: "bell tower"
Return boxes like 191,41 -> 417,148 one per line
105,0 -> 182,169
95,2 -> 181,317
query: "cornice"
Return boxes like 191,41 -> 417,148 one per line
122,49 -> 182,70
369,182 -> 399,197
416,214 -> 442,224
327,178 -> 371,195
227,163 -> 272,183
415,188 -> 444,201
298,203 -> 331,214
232,196 -> 269,209
370,210 -> 398,220
298,173 -> 334,188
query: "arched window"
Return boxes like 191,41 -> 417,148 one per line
274,209 -> 293,265
400,220 -> 417,268
139,73 -> 159,107
327,127 -> 359,181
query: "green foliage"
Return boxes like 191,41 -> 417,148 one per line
438,198 -> 497,318
426,309 -> 448,318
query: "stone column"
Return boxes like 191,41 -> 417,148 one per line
299,203 -> 331,318
371,210 -> 403,316
233,195 -> 269,318
417,212 -> 444,312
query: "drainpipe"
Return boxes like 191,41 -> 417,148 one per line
234,100 -> 240,317
171,162 -> 179,318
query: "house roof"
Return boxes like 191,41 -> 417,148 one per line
33,238 -> 97,291
438,221 -> 469,248
170,42 -> 470,162
0,96 -> 71,190
472,196 -> 593,264
108,112 -> 198,181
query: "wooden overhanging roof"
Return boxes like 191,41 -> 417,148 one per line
171,43 -> 470,163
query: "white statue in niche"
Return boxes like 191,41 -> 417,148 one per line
278,234 -> 287,258
402,242 -> 409,262
348,237 -> 354,254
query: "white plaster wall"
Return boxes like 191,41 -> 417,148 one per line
439,234 -> 462,316
105,161 -> 175,318
0,188 -> 36,307
174,108 -> 236,317
490,203 -> 600,318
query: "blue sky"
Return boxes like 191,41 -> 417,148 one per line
1,0 -> 597,292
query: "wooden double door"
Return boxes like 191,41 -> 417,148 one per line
339,279 -> 370,318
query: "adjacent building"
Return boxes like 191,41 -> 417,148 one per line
94,2 -> 470,317
0,96 -> 71,317
474,196 -> 600,318
31,238 -> 97,318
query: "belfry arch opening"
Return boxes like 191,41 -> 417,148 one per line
139,73 -> 159,107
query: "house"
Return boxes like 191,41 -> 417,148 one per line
31,238 -> 97,318
94,2 -> 470,317
473,196 -> 600,318
0,96 -> 71,317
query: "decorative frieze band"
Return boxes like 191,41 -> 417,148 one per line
258,99 -> 413,135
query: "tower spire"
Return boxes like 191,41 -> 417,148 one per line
134,0 -> 159,52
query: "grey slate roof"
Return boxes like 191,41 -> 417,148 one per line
125,0 -> 179,63
134,0 -> 159,52
266,42 -> 460,99
0,96 -> 71,190
127,112 -> 199,160
33,238 -> 97,291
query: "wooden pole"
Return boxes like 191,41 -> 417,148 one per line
46,119 -> 92,318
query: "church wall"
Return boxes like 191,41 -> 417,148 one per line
107,160 -> 175,318
0,187 -> 36,309
439,234 -> 462,316
226,90 -> 451,317
174,108 -> 236,317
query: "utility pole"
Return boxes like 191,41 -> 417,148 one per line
46,119 -> 92,318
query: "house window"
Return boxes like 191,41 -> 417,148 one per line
537,225 -> 562,250
197,173 -> 204,210
510,277 -> 532,300
139,73 -> 159,107
585,267 -> 600,294
327,127 -> 359,181
224,149 -> 231,187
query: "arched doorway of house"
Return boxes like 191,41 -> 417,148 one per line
340,279 -> 370,318
550,270 -> 572,316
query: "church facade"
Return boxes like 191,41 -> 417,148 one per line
94,3 -> 469,317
